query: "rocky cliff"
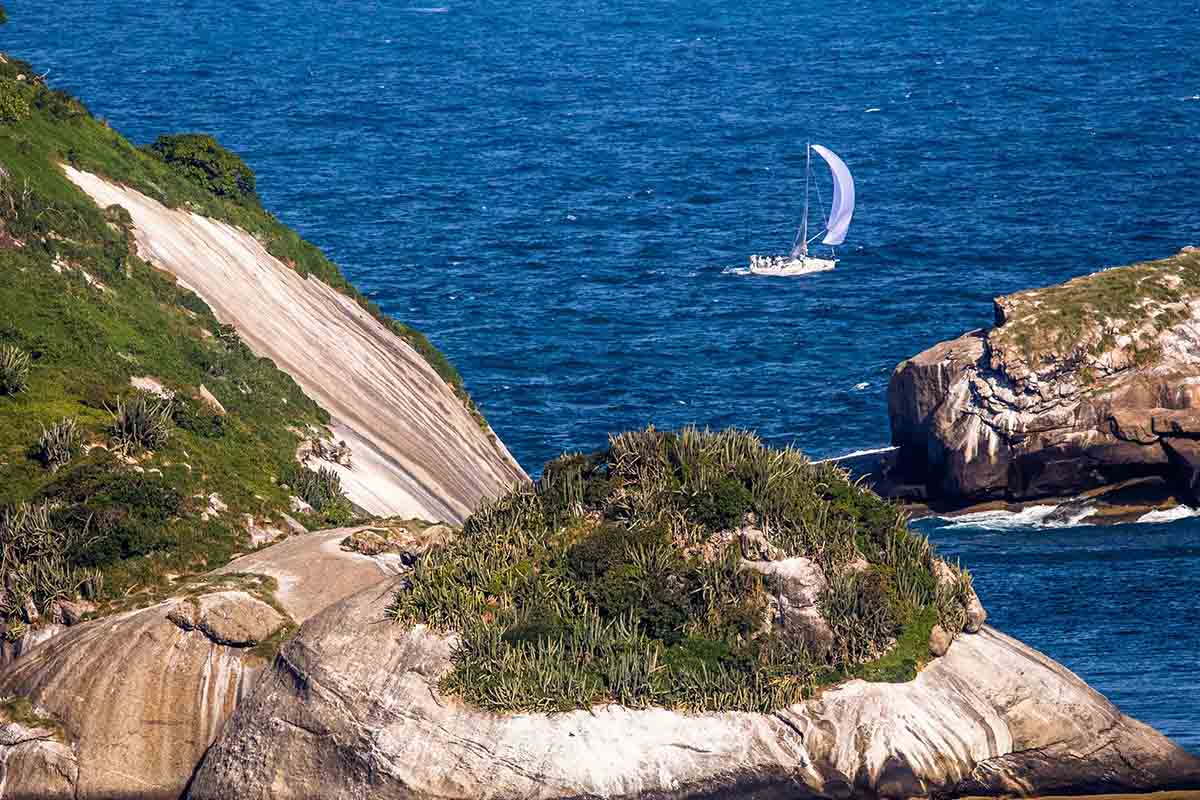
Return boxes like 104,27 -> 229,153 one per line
889,249 -> 1200,504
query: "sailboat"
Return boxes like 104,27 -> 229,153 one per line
749,144 -> 855,276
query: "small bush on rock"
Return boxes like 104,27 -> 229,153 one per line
283,463 -> 352,525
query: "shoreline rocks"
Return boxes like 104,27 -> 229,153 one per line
184,584 -> 1200,799
888,250 -> 1200,507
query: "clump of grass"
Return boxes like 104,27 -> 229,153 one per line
391,427 -> 969,714
35,417 -> 80,471
991,251 -> 1200,372
108,392 -> 173,455
0,343 -> 30,395
0,502 -> 102,624
282,462 -> 352,526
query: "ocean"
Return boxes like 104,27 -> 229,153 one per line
6,0 -> 1199,751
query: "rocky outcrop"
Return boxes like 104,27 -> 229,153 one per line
64,166 -> 527,524
0,525 -> 405,799
186,584 -> 1200,799
889,250 -> 1200,503
0,591 -> 280,800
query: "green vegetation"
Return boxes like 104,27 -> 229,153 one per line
0,46 -> 495,629
0,343 -> 29,393
991,251 -> 1200,371
0,53 -> 342,624
0,503 -> 102,627
108,391 -> 173,455
149,134 -> 256,201
390,427 -> 970,713
35,416 -> 79,471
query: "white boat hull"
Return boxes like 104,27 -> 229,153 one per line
748,255 -> 837,276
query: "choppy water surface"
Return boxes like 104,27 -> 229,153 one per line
7,0 -> 1199,750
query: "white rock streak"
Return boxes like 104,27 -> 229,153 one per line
65,167 -> 526,523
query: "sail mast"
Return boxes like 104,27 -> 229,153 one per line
800,143 -> 811,257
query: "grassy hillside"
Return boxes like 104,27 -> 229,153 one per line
0,50 -> 473,633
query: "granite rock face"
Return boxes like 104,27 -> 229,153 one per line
185,584 -> 1200,800
0,526 -> 403,799
889,251 -> 1200,503
65,166 -> 527,523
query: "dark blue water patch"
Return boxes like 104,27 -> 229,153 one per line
6,0 -> 1200,752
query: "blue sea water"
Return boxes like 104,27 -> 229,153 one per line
6,0 -> 1200,752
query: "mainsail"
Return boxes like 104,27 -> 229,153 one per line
810,144 -> 855,246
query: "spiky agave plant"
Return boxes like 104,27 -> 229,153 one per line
36,417 -> 80,471
0,503 -> 102,622
108,391 -> 173,455
0,344 -> 30,395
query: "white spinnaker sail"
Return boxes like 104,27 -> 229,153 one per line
811,144 -> 854,246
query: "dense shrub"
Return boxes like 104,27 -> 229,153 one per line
0,503 -> 103,623
148,133 -> 257,201
172,397 -> 224,438
390,427 -> 959,714
0,81 -> 28,124
0,343 -> 30,394
40,464 -> 184,569
108,392 -> 173,454
35,417 -> 80,471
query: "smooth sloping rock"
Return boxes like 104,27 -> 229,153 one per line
186,585 -> 1200,800
0,592 -> 282,800
213,525 -> 403,622
889,252 -> 1200,503
65,166 -> 527,523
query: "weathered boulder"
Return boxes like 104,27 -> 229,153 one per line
743,555 -> 833,657
0,591 -> 281,800
185,584 -> 1200,799
0,525 -> 403,799
0,718 -> 76,800
889,250 -> 1200,503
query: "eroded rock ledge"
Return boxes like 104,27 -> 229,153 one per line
889,249 -> 1200,504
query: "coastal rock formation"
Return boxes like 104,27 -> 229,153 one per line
0,591 -> 280,800
889,250 -> 1200,503
64,166 -> 527,524
0,525 -> 406,799
186,583 -> 1200,799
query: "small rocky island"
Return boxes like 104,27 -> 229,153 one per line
0,45 -> 1197,800
889,249 -> 1200,517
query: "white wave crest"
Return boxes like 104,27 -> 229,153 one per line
815,445 -> 898,464
1137,505 -> 1199,523
936,503 -> 1096,530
